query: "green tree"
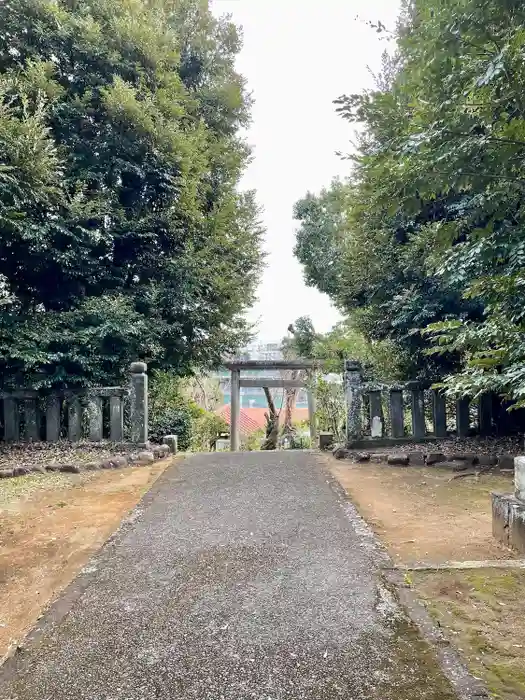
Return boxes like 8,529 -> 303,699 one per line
294,0 -> 522,386
293,181 -> 350,300
0,0 -> 264,389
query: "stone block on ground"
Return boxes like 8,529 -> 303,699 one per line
370,453 -> 388,463
452,461 -> 471,472
492,492 -> 511,546
477,455 -> 498,467
425,452 -> 446,466
408,451 -> 425,466
137,450 -> 155,465
45,464 -> 61,472
159,444 -> 170,456
13,466 -> 32,477
432,460 -> 469,471
30,466 -> 47,474
498,454 -> 516,471
111,456 -> 128,468
387,454 -> 409,466
0,469 -> 14,478
449,453 -> 477,465
333,446 -> 350,460
100,459 -> 115,470
494,491 -> 525,555
353,452 -> 370,463
59,464 -> 82,474
509,500 -> 525,554
84,462 -> 100,471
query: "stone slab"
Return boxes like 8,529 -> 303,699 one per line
492,491 -> 525,555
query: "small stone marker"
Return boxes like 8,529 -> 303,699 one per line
371,416 -> 383,438
319,432 -> 334,451
163,435 -> 178,454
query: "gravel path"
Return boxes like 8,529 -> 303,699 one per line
0,451 -> 457,699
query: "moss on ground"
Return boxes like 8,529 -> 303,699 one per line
413,570 -> 525,700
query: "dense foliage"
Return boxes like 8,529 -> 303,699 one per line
0,0 -> 263,389
149,370 -> 227,450
284,315 -> 404,380
294,0 -> 525,405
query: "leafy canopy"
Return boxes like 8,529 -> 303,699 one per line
0,0 -> 264,388
294,0 -> 525,405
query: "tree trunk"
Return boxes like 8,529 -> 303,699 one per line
261,387 -> 279,450
282,369 -> 303,442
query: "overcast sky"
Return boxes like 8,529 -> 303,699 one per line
211,0 -> 401,342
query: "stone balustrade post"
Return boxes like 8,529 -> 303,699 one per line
344,360 -> 363,444
432,390 -> 447,438
130,361 -> 148,446
456,397 -> 470,437
389,390 -> 405,438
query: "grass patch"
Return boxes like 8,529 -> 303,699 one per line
412,569 -> 525,700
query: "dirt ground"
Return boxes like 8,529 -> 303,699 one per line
413,569 -> 525,700
0,460 -> 172,661
330,462 -> 517,564
330,460 -> 525,699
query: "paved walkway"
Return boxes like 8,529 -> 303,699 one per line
0,451 -> 457,699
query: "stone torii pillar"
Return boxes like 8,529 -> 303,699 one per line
230,368 -> 240,451
306,370 -> 317,446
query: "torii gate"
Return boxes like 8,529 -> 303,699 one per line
225,360 -> 318,451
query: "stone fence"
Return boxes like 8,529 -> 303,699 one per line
0,361 -> 148,445
344,360 -> 496,447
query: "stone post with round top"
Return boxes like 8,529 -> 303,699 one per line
344,359 -> 363,445
130,361 -> 148,446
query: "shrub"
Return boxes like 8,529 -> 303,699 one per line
191,412 -> 228,452
242,429 -> 265,451
149,406 -> 192,450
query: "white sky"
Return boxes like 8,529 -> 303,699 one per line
211,0 -> 401,342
